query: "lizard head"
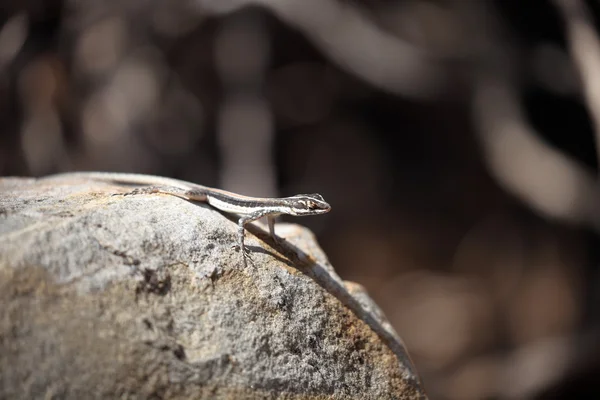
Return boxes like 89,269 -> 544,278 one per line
286,193 -> 331,216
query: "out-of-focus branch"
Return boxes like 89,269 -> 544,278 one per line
196,0 -> 445,99
473,76 -> 600,230
553,0 -> 600,166
462,1 -> 600,232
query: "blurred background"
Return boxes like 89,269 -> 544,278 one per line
2,0 -> 600,398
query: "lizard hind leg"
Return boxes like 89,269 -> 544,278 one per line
121,186 -> 161,196
116,185 -> 191,200
111,186 -> 160,197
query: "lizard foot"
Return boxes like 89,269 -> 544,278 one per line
231,244 -> 255,268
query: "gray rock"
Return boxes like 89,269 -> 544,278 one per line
0,174 -> 427,399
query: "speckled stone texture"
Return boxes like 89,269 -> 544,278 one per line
0,175 -> 427,399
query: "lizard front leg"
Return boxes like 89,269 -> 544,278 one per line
236,210 -> 276,267
267,215 -> 283,245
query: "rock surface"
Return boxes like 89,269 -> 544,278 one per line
0,174 -> 427,399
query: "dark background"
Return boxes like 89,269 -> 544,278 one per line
2,0 -> 600,398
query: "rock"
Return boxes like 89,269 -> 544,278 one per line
0,174 -> 427,399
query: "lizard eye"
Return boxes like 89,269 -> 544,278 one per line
289,194 -> 330,213
307,201 -> 319,210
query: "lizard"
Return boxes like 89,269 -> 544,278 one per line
48,172 -> 331,267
